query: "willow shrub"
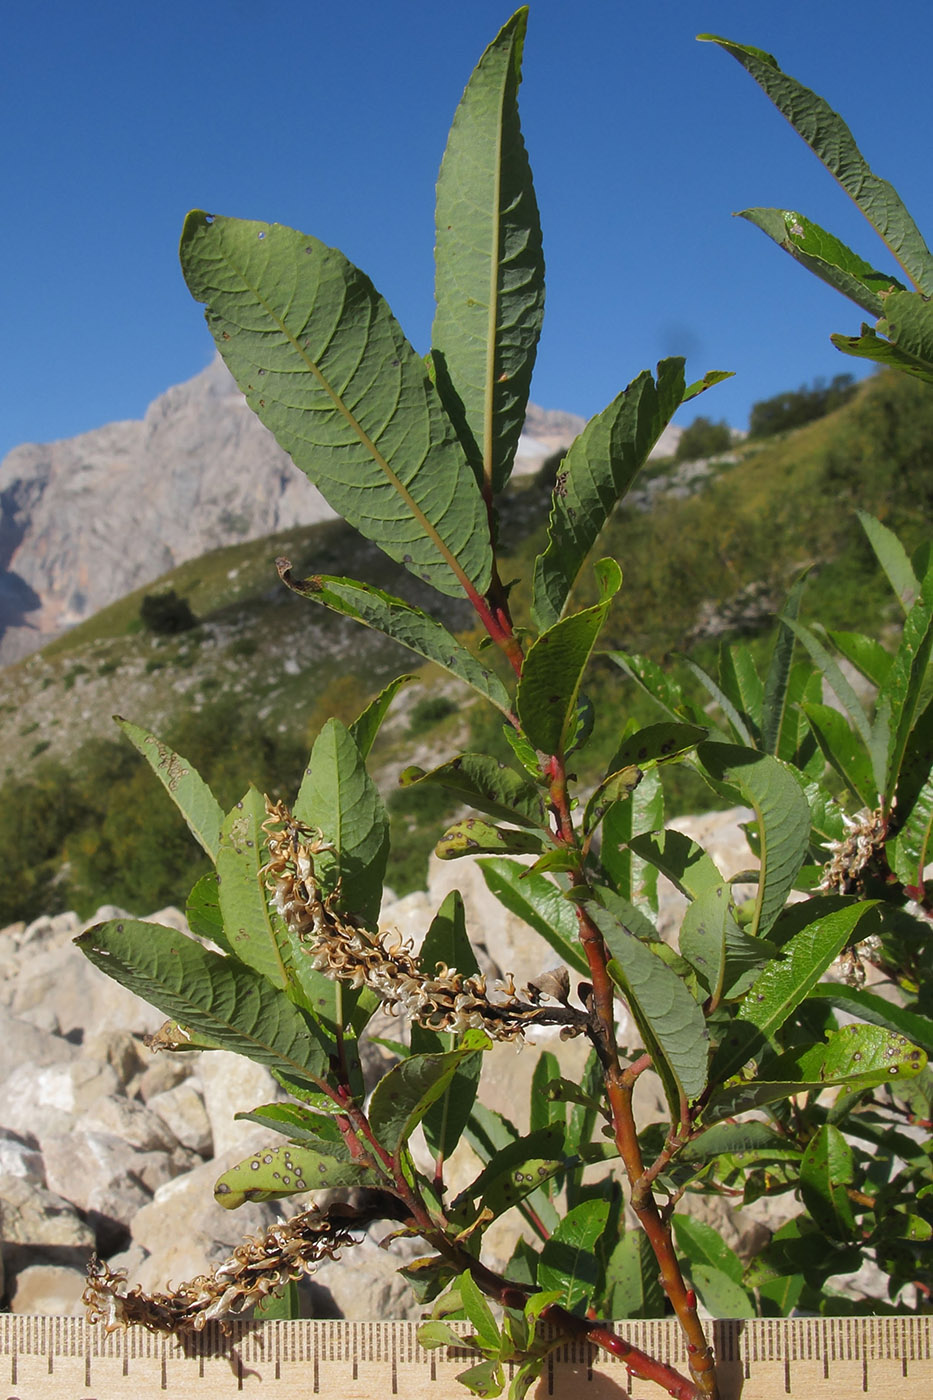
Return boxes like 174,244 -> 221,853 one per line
77,15 -> 933,1399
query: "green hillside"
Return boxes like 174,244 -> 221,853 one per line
3,368 -> 932,925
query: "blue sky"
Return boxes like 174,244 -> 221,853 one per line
3,0 -> 932,464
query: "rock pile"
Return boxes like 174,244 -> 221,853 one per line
0,811 -> 766,1321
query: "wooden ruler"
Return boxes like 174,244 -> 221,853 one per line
0,1314 -> 930,1399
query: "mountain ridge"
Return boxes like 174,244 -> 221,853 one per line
0,358 -> 619,667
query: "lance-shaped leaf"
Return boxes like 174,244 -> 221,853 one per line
599,762 -> 664,915
604,1230 -> 665,1320
115,717 -> 223,861
369,1037 -> 489,1157
214,1140 -> 380,1209
537,1198 -> 610,1314
831,321 -> 933,383
874,565 -> 933,802
453,1125 -> 568,1223
436,817 -> 546,860
800,1124 -> 857,1241
698,743 -> 810,939
827,630 -> 892,689
705,1023 -> 926,1120
277,565 -> 511,715
627,828 -> 723,903
609,721 -> 708,774
591,905 -> 709,1107
738,209 -> 898,317
679,882 -> 775,1004
700,37 -> 933,292
680,655 -> 754,746
582,765 -> 642,838
400,753 -> 547,829
518,558 -> 621,754
874,290 -> 933,376
479,858 -> 589,976
411,892 -> 484,1160
801,701 -> 876,808
216,787 -> 295,990
350,674 -> 415,758
75,920 -> 330,1087
179,211 -> 492,599
888,770 -> 933,896
806,984 -> 933,1056
433,7 -> 544,492
712,900 -> 879,1081
186,872 -> 230,954
294,718 -> 388,926
760,572 -> 806,757
532,360 -> 687,631
857,509 -> 920,613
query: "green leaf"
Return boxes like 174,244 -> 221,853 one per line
831,322 -> 933,383
582,765 -> 642,837
435,817 -> 546,860
856,511 -> 920,614
216,787 -> 293,990
604,1230 -> 665,1319
277,569 -> 511,714
537,1198 -> 610,1314
698,743 -> 810,939
690,1265 -> 756,1319
294,718 -> 388,926
706,1024 -> 926,1119
826,630 -> 892,688
672,1216 -> 743,1284
531,360 -> 688,630
701,37 -> 933,291
713,900 -> 879,1080
349,674 -> 415,758
463,1103 -> 559,1236
457,1270 -> 502,1355
115,717 -> 223,860
682,369 -> 734,402
679,1120 -> 802,1165
214,1140 -> 379,1209
479,858 -> 589,977
368,1038 -> 488,1157
760,572 -> 807,757
889,770 -> 933,894
456,1125 -> 567,1224
718,642 -> 764,741
400,754 -> 547,829
456,1359 -> 504,1398
874,568 -> 933,801
806,985 -> 933,1056
875,290 -> 933,373
800,1124 -> 857,1241
179,211 -> 492,599
609,650 -> 688,721
680,654 -> 753,746
518,558 -> 621,753
433,7 -> 544,493
627,828 -> 723,902
679,882 -> 774,1003
737,209 -> 895,316
608,721 -> 708,774
185,872 -> 230,954
801,701 -> 876,808
592,905 -> 709,1107
600,764 -> 665,915
411,892 -> 484,1160
75,920 -> 330,1088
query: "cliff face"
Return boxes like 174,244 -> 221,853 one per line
0,358 -> 587,666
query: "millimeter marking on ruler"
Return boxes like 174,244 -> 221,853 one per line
0,1315 -> 930,1399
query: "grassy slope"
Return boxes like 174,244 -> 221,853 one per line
3,367 -> 932,919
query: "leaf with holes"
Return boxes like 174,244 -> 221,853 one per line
116,717 -> 223,861
214,1140 -> 380,1209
